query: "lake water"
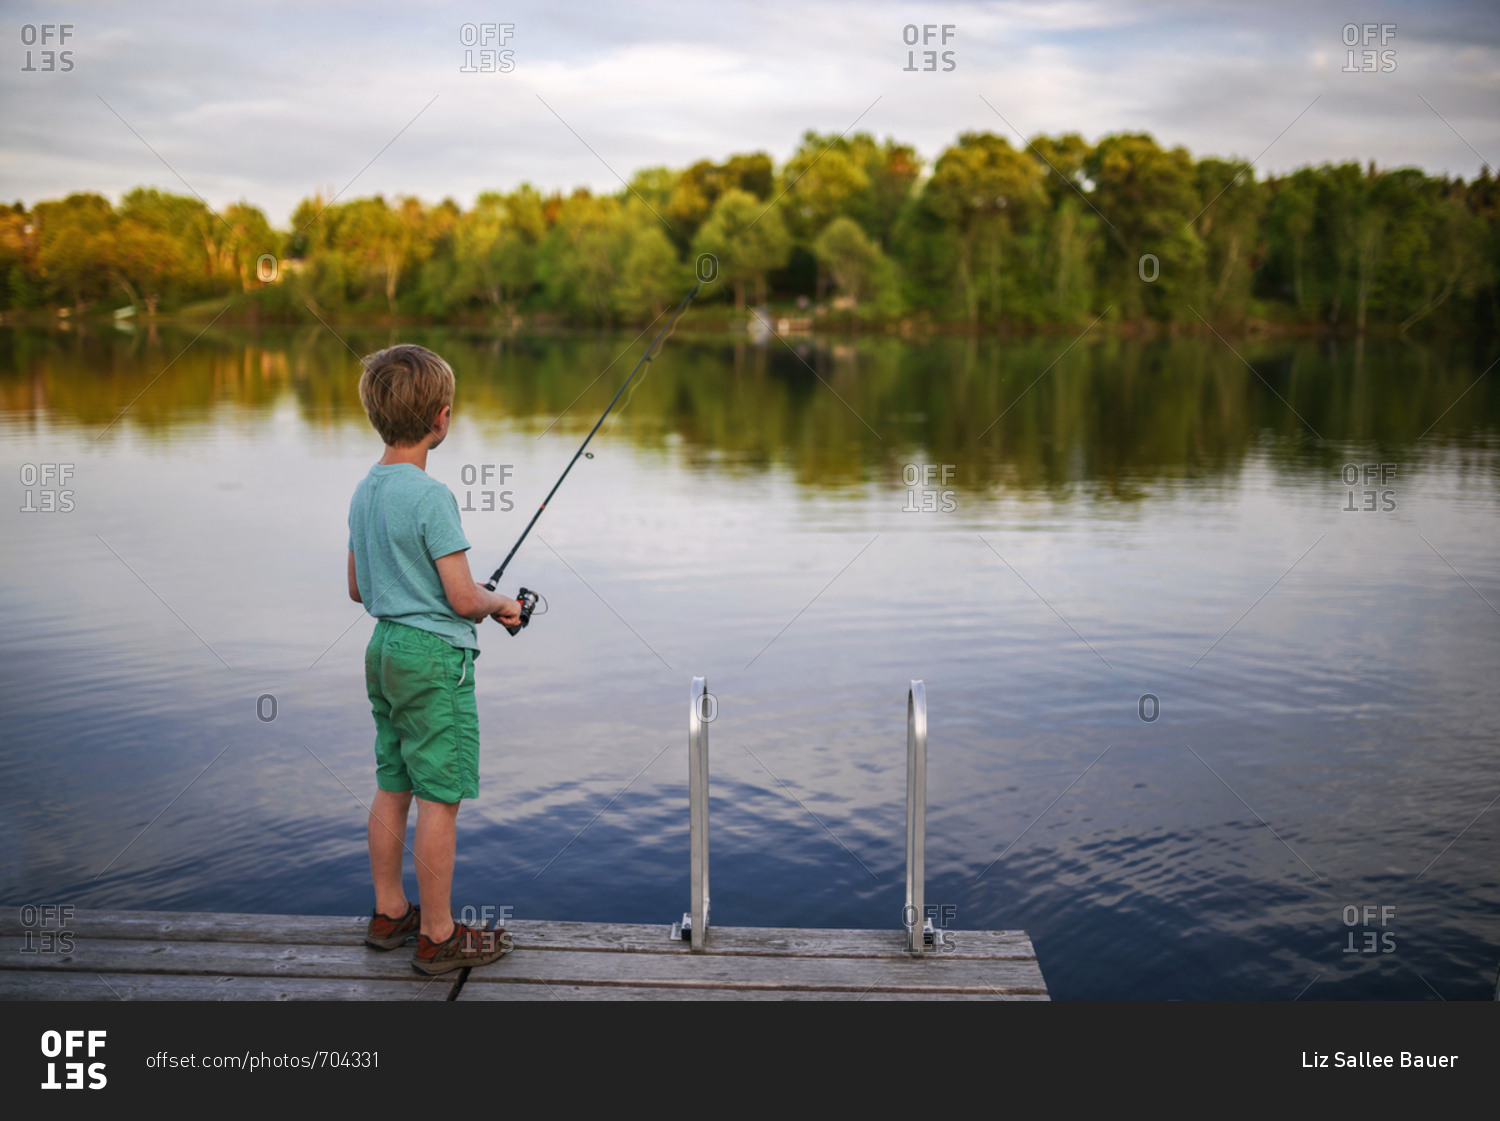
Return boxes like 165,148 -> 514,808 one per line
2,321 -> 1497,999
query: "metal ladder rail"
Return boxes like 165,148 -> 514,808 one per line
905,679 -> 932,953
673,677 -> 927,954
677,676 -> 710,951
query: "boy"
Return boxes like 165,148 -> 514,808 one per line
346,343 -> 521,974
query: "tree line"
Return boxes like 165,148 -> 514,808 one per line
2,129 -> 1496,333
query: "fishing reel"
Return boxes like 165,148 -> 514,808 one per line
502,587 -> 544,636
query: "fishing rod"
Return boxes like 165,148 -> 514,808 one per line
485,279 -> 702,635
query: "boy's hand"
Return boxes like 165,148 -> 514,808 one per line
488,594 -> 522,627
438,553 -> 518,623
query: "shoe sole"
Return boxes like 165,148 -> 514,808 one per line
411,940 -> 513,975
365,933 -> 417,950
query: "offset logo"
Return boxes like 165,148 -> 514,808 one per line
459,23 -> 515,73
459,464 -> 514,514
41,1030 -> 107,1090
902,903 -> 958,952
1342,463 -> 1397,513
902,463 -> 956,513
19,24 -> 76,72
19,463 -> 75,513
18,904 -> 75,953
1342,23 -> 1397,72
901,23 -> 956,72
1342,904 -> 1397,954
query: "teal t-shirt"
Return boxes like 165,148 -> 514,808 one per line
348,463 -> 478,651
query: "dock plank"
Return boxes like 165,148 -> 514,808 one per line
0,910 -> 364,946
458,948 -> 1046,995
457,984 -> 1048,1001
2,937 -> 1045,994
0,909 -> 1037,960
0,908 -> 1049,1000
0,971 -> 454,1002
1,936 -> 448,983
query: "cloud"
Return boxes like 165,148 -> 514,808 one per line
1,0 -> 1494,222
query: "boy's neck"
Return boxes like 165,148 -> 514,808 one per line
379,440 -> 431,471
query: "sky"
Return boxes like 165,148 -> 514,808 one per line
2,0 -> 1497,222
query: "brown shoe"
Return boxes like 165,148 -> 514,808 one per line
411,921 -> 513,974
365,903 -> 421,950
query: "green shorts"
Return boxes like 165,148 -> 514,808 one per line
365,619 -> 480,804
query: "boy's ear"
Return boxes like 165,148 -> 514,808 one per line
433,404 -> 452,431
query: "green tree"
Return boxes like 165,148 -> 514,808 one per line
110,218 -> 188,311
1263,171 -> 1318,317
34,193 -> 117,309
1024,133 -> 1102,324
119,188 -> 225,300
665,153 -> 774,252
451,186 -> 546,314
920,132 -> 1046,324
615,220 -> 686,320
329,196 -> 425,317
692,188 -> 792,309
1193,158 -> 1267,322
813,216 -> 898,311
536,190 -> 635,323
781,131 -> 921,247
1086,134 -> 1204,321
0,204 -> 37,310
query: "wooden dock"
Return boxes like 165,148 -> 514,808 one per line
4,682 -> 1050,1000
1,909 -> 1048,1001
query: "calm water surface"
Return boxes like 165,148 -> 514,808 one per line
2,323 -> 1497,999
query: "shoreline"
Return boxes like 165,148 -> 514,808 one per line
0,305 -> 1479,342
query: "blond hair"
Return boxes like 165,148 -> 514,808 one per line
358,344 -> 455,447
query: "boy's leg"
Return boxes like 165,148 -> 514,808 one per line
376,627 -> 477,945
366,618 -> 417,920
368,788 -> 414,918
414,796 -> 460,942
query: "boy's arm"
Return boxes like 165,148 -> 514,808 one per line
348,550 -> 362,603
434,550 -> 521,623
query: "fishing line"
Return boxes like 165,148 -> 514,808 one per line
483,279 -> 702,635
604,299 -> 689,435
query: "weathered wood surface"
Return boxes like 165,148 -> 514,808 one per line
3,936 -> 461,982
0,908 -> 1048,1000
458,984 -> 1049,1001
0,971 -> 454,1002
0,909 -> 1036,959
